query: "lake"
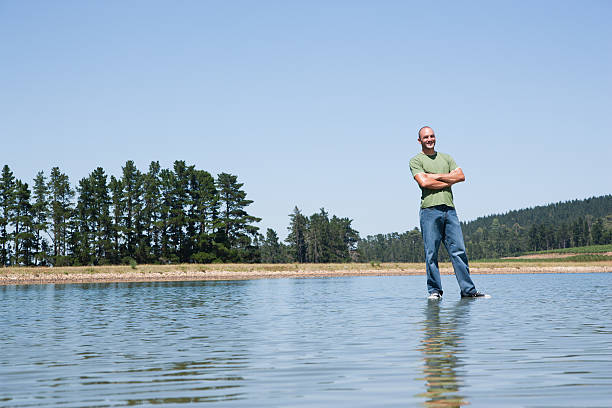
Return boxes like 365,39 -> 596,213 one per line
1,273 -> 611,407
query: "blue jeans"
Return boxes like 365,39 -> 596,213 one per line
419,205 -> 476,296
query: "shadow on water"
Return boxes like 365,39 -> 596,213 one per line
416,298 -> 474,407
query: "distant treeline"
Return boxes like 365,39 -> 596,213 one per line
463,195 -> 612,259
358,195 -> 612,262
0,162 -> 261,266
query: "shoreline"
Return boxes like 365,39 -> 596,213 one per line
1,262 -> 611,286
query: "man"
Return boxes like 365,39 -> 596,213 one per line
409,126 -> 488,299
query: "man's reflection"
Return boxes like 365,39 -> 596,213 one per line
416,299 -> 473,407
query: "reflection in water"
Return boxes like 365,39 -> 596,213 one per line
0,281 -> 254,406
417,299 -> 473,407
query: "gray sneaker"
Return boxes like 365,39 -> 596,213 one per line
427,292 -> 442,300
461,291 -> 491,298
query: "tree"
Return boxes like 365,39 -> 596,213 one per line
158,168 -> 175,263
168,160 -> 191,262
216,173 -> 261,261
121,160 -> 143,261
91,167 -> 113,263
286,206 -> 308,262
261,228 -> 284,263
48,167 -> 74,265
74,168 -> 112,265
108,175 -> 123,264
306,209 -> 330,263
329,215 -> 359,262
0,165 -> 16,266
188,168 -> 218,263
142,161 -> 161,262
32,171 -> 50,265
74,175 -> 95,265
12,180 -> 35,265
285,208 -> 359,263
591,219 -> 605,245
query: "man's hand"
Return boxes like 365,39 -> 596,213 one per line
414,168 -> 465,190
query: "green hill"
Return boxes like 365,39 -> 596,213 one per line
462,195 -> 611,259
358,195 -> 612,262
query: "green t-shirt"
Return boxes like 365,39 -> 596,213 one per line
409,152 -> 459,209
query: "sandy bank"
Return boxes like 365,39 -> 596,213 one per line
1,262 -> 611,286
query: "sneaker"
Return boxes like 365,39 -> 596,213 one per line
427,292 -> 442,300
461,291 -> 491,298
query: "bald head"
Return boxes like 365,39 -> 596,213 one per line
418,126 -> 433,140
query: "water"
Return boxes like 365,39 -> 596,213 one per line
1,273 -> 611,407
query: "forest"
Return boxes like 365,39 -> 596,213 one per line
358,195 -> 612,262
1,161 -> 610,266
0,161 -> 262,266
0,162 -> 360,267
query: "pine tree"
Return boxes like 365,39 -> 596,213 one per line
329,215 -> 359,262
142,161 -> 161,262
591,219 -> 605,245
216,173 -> 261,261
121,160 -> 143,262
0,165 -> 16,266
13,180 -> 35,265
108,175 -> 123,264
572,218 -> 583,247
583,218 -> 591,246
306,209 -> 331,263
32,171 -> 50,265
261,228 -> 283,263
74,168 -> 112,265
90,167 -> 112,264
169,161 -> 191,262
48,167 -> 74,265
158,168 -> 175,263
286,206 -> 308,263
75,175 -> 95,265
188,168 -> 218,263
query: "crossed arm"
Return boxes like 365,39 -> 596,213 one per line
414,168 -> 465,190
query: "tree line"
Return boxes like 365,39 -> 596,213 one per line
0,162 -> 361,266
357,195 -> 612,262
0,161 -> 261,266
1,161 -> 609,266
259,207 -> 360,263
463,195 -> 612,259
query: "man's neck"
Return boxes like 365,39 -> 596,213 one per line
422,148 -> 436,156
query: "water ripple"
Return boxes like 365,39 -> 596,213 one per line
1,274 -> 612,407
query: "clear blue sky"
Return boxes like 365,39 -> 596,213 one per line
1,1 -> 611,239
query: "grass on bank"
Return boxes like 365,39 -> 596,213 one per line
476,254 -> 612,263
522,244 -> 612,255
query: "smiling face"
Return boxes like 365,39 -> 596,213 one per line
418,126 -> 436,154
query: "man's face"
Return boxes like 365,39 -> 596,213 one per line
418,127 -> 436,151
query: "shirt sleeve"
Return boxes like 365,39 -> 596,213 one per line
447,155 -> 458,172
409,156 -> 425,177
